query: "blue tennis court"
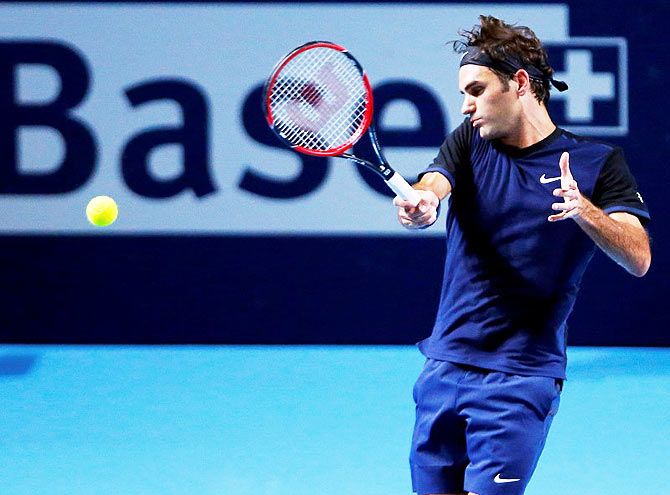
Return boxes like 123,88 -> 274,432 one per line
1,345 -> 667,494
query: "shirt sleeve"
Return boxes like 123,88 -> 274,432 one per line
417,118 -> 473,190
590,147 -> 650,224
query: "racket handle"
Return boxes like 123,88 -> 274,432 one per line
387,172 -> 421,206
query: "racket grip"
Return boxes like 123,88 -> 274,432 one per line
387,172 -> 421,206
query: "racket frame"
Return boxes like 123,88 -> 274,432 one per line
264,41 -> 421,206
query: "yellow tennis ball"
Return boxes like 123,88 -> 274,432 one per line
86,196 -> 118,227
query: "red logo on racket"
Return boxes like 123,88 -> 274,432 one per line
285,62 -> 350,133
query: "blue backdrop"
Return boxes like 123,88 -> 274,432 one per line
0,0 -> 667,345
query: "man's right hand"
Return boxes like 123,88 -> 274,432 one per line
394,189 -> 440,229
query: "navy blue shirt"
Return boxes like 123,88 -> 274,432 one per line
418,119 -> 650,379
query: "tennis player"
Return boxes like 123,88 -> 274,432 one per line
394,15 -> 651,495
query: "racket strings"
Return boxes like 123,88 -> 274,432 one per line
269,47 -> 369,151
272,50 -> 362,148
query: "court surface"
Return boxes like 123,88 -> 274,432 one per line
1,345 -> 668,494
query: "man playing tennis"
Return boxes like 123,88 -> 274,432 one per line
394,15 -> 651,495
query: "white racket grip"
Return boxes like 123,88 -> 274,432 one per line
387,172 -> 421,206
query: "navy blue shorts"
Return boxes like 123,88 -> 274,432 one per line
410,359 -> 561,495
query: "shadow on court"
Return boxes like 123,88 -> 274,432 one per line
0,354 -> 39,377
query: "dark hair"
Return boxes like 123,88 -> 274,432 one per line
454,15 -> 555,104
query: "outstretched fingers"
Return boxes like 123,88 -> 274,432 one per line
559,152 -> 572,188
549,152 -> 581,222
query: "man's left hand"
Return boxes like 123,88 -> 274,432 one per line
548,152 -> 588,222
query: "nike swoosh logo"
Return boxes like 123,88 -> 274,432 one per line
494,474 -> 521,484
540,174 -> 561,184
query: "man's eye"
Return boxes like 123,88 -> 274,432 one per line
471,87 -> 483,96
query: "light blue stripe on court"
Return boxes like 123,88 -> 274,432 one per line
1,346 -> 668,494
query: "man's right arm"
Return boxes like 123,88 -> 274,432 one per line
393,172 -> 453,229
415,171 -> 453,199
395,119 -> 470,229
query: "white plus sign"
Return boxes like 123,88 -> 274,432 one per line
552,50 -> 615,122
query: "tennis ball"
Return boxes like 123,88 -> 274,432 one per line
86,196 -> 118,227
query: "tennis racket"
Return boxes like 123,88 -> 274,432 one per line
263,41 -> 421,206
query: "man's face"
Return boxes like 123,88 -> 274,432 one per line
458,64 -> 520,142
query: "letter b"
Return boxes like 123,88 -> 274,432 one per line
0,41 -> 96,194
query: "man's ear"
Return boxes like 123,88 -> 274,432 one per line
514,69 -> 531,96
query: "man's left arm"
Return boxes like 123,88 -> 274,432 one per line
548,152 -> 651,277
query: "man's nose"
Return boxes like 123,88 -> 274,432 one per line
461,96 -> 475,115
